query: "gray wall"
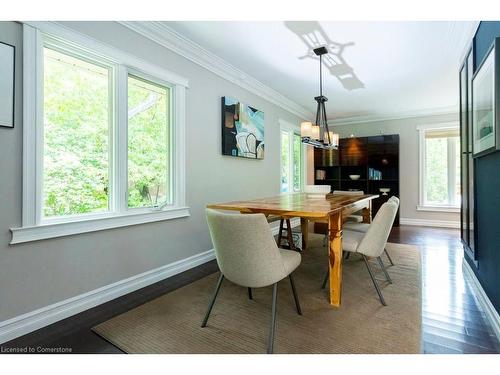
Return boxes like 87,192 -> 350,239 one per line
0,21 -> 302,321
331,113 -> 460,223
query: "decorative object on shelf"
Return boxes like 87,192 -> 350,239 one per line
221,96 -> 264,159
472,37 -> 499,157
0,41 -> 15,128
379,188 -> 391,196
349,174 -> 361,180
300,46 -> 339,150
304,184 -> 330,198
315,170 -> 326,180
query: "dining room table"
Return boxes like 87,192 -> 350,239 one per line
207,192 -> 379,307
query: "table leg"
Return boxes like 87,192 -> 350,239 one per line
329,212 -> 343,306
300,218 -> 309,250
362,201 -> 372,223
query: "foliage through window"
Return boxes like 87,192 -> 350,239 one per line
127,75 -> 170,208
43,47 -> 111,217
41,40 -> 173,220
421,127 -> 460,207
280,128 -> 302,193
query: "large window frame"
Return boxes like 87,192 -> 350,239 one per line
417,122 -> 460,213
11,22 -> 189,244
280,119 -> 305,193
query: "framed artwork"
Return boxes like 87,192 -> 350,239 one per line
0,41 -> 15,128
472,37 -> 500,157
221,96 -> 264,159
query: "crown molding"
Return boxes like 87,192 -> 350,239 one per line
328,105 -> 458,127
119,21 -> 313,120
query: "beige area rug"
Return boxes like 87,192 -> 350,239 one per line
93,237 -> 422,354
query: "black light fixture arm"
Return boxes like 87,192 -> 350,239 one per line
301,46 -> 337,150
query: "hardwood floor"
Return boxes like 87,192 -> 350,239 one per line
389,226 -> 500,354
2,226 -> 499,354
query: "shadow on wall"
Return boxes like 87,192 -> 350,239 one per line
284,21 -> 365,91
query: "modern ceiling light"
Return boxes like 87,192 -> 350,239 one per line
300,46 -> 339,149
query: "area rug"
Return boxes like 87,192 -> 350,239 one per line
93,237 -> 422,353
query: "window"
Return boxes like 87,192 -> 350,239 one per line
12,23 -> 188,244
43,47 -> 111,217
418,125 -> 460,211
280,122 -> 303,193
127,75 -> 171,208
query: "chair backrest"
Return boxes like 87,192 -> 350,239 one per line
206,209 -> 288,288
332,190 -> 364,196
388,196 -> 400,207
356,201 -> 398,257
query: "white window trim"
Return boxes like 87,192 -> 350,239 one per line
11,22 -> 189,244
417,122 -> 460,213
279,119 -> 306,193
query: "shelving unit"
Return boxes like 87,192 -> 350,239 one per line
314,134 -> 400,226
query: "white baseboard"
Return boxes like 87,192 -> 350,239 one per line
462,258 -> 500,342
400,217 -> 460,229
0,249 -> 215,344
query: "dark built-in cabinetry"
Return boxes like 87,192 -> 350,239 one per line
314,134 -> 400,226
459,48 -> 477,262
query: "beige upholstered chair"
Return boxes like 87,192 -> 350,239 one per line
343,196 -> 400,265
203,209 -> 302,354
322,200 -> 398,305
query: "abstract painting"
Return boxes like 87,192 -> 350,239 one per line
221,96 -> 264,159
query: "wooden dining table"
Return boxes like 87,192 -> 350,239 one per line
207,193 -> 379,307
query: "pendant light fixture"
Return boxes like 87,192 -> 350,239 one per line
300,46 -> 339,149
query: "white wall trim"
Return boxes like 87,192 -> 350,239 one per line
462,258 -> 500,342
416,205 -> 460,213
0,248 -> 215,344
119,21 -> 312,120
400,218 -> 460,229
329,106 -> 458,127
10,207 -> 191,244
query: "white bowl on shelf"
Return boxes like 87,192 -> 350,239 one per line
379,188 -> 391,196
349,174 -> 361,180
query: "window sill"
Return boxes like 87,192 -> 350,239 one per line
416,205 -> 460,213
10,206 -> 190,244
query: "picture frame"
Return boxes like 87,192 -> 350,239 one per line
472,37 -> 500,157
0,41 -> 15,128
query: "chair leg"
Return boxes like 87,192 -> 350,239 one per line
321,269 -> 329,289
248,287 -> 253,300
288,274 -> 302,315
362,255 -> 387,306
384,248 -> 394,266
201,273 -> 224,327
377,256 -> 392,284
267,283 -> 278,354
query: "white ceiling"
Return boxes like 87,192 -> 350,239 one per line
165,21 -> 476,122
